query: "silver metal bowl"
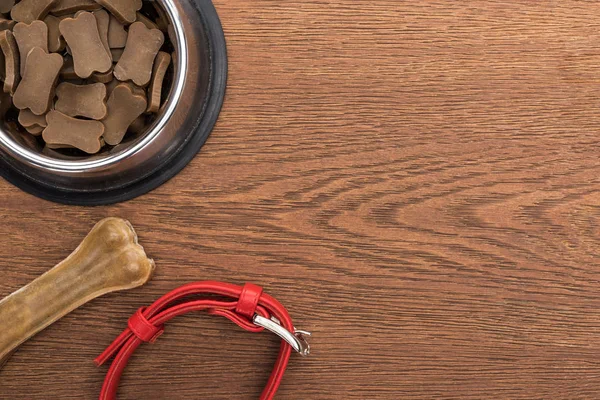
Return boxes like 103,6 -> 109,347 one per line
0,0 -> 227,205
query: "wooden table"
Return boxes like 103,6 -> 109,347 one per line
2,1 -> 600,398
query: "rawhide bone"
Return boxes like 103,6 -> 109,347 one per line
0,218 -> 155,368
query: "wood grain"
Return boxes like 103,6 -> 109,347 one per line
2,0 -> 600,398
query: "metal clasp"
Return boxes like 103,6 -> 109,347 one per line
253,315 -> 311,356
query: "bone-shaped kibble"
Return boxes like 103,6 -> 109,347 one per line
152,2 -> 169,33
44,15 -> 66,53
104,77 -> 118,97
0,30 -> 19,94
102,82 -> 146,145
55,82 -> 107,120
60,54 -> 78,80
136,11 -> 158,30
96,0 -> 141,24
0,18 -> 17,31
18,108 -> 47,128
94,9 -> 111,56
59,12 -> 112,78
11,0 -> 57,24
147,51 -> 170,113
25,124 -> 43,135
92,70 -> 113,83
13,21 -> 48,76
107,14 -> 127,49
43,110 -> 104,153
0,0 -> 14,13
13,47 -> 62,115
114,22 -> 163,87
49,0 -> 100,16
0,218 -> 155,368
74,9 -> 110,56
128,114 -> 145,134
111,47 -> 123,62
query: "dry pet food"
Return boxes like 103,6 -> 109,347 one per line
0,0 -> 173,155
44,15 -> 66,52
50,0 -> 101,15
18,108 -> 48,127
102,82 -> 146,145
0,30 -> 19,94
96,0 -> 141,24
55,82 -> 107,119
147,51 -> 170,113
11,0 -> 57,24
43,110 -> 104,153
13,47 -> 62,115
113,21 -> 163,86
13,21 -> 48,75
59,12 -> 111,78
107,14 -> 127,48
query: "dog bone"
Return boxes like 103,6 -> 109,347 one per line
94,9 -> 110,55
107,13 -> 126,48
49,0 -> 100,16
147,51 -> 170,113
151,2 -> 169,33
11,0 -> 57,24
128,114 -> 145,134
13,21 -> 48,76
91,69 -> 113,83
25,124 -> 43,135
104,77 -> 118,96
18,108 -> 47,127
136,11 -> 157,30
55,81 -> 107,119
96,0 -> 141,24
43,109 -> 104,153
59,12 -> 112,78
0,30 -> 19,94
13,47 -> 62,115
44,15 -> 65,52
114,22 -> 163,86
0,18 -> 17,31
110,47 -> 123,62
0,218 -> 155,368
0,0 -> 14,13
74,8 -> 110,56
102,82 -> 146,145
59,54 -> 77,79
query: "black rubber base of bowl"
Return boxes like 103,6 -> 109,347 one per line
0,0 -> 227,206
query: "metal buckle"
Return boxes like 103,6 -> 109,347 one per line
253,315 -> 311,356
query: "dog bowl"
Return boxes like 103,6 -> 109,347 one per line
0,0 -> 227,205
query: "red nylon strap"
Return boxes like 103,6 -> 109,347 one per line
95,281 -> 295,400
128,308 -> 163,343
236,283 -> 263,318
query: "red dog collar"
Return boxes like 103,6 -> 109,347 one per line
95,281 -> 311,399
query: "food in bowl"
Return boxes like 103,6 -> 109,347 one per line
0,0 -> 173,155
